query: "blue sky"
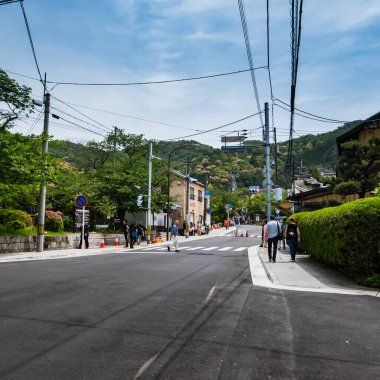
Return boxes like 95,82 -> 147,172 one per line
1,0 -> 379,147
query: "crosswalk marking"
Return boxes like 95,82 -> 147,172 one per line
234,247 -> 248,251
132,245 -> 248,253
217,246 -> 234,251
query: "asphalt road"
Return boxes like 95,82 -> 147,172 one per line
0,227 -> 379,379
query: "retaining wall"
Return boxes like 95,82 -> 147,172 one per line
0,233 -> 125,254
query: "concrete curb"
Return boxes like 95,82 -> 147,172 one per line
248,246 -> 380,298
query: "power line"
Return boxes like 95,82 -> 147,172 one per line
237,0 -> 264,129
168,111 -> 263,141
51,114 -> 106,137
50,106 -> 112,134
274,97 -> 349,123
51,100 -> 199,132
43,67 -> 267,86
19,1 -> 44,87
0,0 -> 21,5
274,103 -> 347,123
51,95 -> 114,133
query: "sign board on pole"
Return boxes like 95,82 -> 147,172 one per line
75,209 -> 90,228
75,195 -> 87,207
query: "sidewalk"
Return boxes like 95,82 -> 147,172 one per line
248,246 -> 380,297
0,227 -> 235,263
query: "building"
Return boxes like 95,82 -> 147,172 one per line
170,170 -> 206,234
336,111 -> 380,152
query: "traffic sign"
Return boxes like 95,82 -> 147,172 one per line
76,195 -> 87,207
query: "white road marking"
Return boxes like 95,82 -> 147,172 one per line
202,246 -> 219,251
234,247 -> 248,251
205,285 -> 216,302
133,354 -> 158,379
217,246 -> 233,251
186,246 -> 205,251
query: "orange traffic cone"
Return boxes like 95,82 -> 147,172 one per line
100,238 -> 105,248
114,237 -> 120,246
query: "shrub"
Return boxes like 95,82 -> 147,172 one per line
290,198 -> 380,280
44,210 -> 64,232
0,209 -> 32,230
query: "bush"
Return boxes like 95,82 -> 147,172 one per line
0,209 -> 32,230
44,211 -> 64,232
290,198 -> 380,280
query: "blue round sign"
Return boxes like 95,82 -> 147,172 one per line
76,195 -> 87,207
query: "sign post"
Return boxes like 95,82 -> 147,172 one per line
76,195 -> 87,252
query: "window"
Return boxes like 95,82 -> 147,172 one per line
190,187 -> 195,200
198,190 -> 203,202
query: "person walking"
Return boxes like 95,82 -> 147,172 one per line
263,215 -> 281,262
130,223 -> 137,248
285,217 -> 300,262
137,224 -> 145,245
280,219 -> 287,250
167,220 -> 180,252
123,220 -> 129,248
259,219 -> 267,247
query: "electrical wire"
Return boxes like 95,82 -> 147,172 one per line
274,103 -> 347,123
237,0 -> 264,129
274,97 -> 349,123
19,1 -> 44,87
51,95 -> 114,133
51,114 -> 106,137
51,106 -> 112,134
168,111 -> 263,141
26,108 -> 43,134
0,0 -> 20,5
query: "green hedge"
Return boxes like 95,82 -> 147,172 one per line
0,209 -> 32,230
291,198 -> 380,279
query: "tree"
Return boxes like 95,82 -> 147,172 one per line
335,137 -> 380,198
0,68 -> 35,130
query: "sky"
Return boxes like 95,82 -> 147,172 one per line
1,0 -> 380,148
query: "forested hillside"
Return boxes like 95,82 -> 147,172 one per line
49,121 -> 360,193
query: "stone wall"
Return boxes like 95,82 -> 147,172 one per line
0,233 -> 126,254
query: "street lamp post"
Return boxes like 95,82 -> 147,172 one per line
166,144 -> 199,241
147,142 -> 161,244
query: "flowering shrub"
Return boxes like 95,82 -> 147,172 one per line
45,210 -> 64,232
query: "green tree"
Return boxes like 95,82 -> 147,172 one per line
0,68 -> 35,130
335,137 -> 380,198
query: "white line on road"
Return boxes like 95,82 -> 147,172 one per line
217,246 -> 233,251
186,246 -> 205,251
234,247 -> 248,251
133,354 -> 158,379
202,246 -> 219,251
205,285 -> 216,302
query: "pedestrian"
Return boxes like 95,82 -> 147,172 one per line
259,219 -> 267,247
130,223 -> 137,248
78,224 -> 89,249
167,220 -> 180,252
285,217 -> 301,262
223,219 -> 229,230
123,220 -> 129,248
280,218 -> 287,250
263,215 -> 282,262
137,224 -> 145,245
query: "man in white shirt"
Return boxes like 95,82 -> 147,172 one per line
264,215 -> 281,262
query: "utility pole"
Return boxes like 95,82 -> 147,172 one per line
264,102 -> 272,221
36,74 -> 50,252
185,160 -> 190,238
274,127 -> 279,186
147,143 -> 153,244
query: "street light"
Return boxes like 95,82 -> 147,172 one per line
166,143 -> 200,241
147,142 -> 161,244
